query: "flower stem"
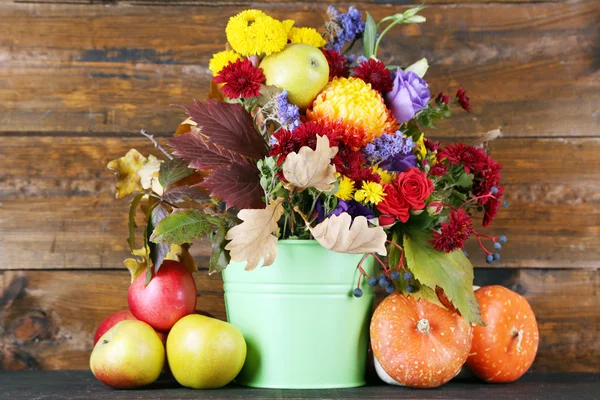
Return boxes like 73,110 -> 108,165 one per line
140,129 -> 173,160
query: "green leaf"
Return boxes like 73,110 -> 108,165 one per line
149,204 -> 170,273
158,158 -> 194,189
151,209 -> 224,245
127,193 -> 145,251
363,13 -> 377,58
455,173 -> 474,188
209,226 -> 231,274
404,231 -> 482,325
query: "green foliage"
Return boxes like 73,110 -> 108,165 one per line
416,103 -> 451,129
404,231 -> 483,325
127,193 -> 145,252
151,209 -> 225,246
158,158 -> 194,189
210,226 -> 231,274
149,204 -> 170,274
363,13 -> 377,58
257,156 -> 285,203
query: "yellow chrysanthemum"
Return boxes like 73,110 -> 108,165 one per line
288,27 -> 326,48
208,50 -> 242,76
282,19 -> 295,34
354,181 -> 386,205
371,166 -> 395,185
414,133 -> 427,160
226,10 -> 288,56
335,176 -> 355,201
308,77 -> 398,148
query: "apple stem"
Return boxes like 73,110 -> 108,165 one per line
417,319 -> 430,334
510,326 -> 524,353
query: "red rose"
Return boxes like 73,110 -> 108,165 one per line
377,184 -> 410,223
395,168 -> 434,210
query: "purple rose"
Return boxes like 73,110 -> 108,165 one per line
386,69 -> 430,123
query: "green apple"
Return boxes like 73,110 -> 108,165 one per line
90,320 -> 165,389
167,314 -> 246,389
260,43 -> 329,110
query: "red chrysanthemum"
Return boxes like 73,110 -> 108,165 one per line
483,186 -> 504,227
352,59 -> 393,93
430,208 -> 473,253
269,120 -> 369,179
321,49 -> 350,81
214,58 -> 265,99
438,143 -> 487,174
425,139 -> 441,153
456,86 -> 471,112
474,155 -> 503,205
436,91 -> 450,105
429,162 -> 448,177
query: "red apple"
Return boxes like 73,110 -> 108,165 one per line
93,310 -> 137,345
128,260 -> 197,332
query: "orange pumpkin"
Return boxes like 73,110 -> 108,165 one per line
467,285 -> 539,383
370,292 -> 473,388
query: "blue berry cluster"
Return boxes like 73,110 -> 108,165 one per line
355,269 -> 418,297
486,235 -> 507,264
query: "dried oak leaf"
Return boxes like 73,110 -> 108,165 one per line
309,212 -> 387,256
282,134 -> 338,192
107,149 -> 148,199
169,100 -> 268,209
224,199 -> 285,271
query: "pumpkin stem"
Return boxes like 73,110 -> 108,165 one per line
417,319 -> 430,334
510,326 -> 524,353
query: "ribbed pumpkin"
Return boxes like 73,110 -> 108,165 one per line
370,292 -> 473,388
467,286 -> 539,382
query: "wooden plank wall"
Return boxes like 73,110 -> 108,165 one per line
0,0 -> 598,372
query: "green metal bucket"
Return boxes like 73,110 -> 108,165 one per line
222,240 -> 377,389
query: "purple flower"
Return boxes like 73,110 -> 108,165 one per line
386,69 -> 430,124
275,90 -> 300,131
326,6 -> 365,51
379,153 -> 418,173
331,200 -> 374,220
363,133 -> 414,164
316,199 -> 374,223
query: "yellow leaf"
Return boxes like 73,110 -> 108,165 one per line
308,212 -> 387,256
107,149 -> 148,199
225,199 -> 284,271
124,244 -> 197,284
138,155 -> 163,195
174,117 -> 197,136
282,135 -> 338,192
124,246 -> 150,283
166,244 -> 198,274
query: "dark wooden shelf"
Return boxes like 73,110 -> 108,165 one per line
0,371 -> 597,400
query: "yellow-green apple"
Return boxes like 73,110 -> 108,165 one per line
259,43 -> 329,109
90,320 -> 165,389
128,260 -> 197,332
93,310 -> 137,345
167,314 -> 246,389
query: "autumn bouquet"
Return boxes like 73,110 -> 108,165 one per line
108,5 -> 507,327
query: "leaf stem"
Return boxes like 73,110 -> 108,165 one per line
140,130 -> 173,160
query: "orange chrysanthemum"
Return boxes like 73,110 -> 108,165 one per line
307,77 -> 398,148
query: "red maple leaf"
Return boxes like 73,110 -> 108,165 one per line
169,100 -> 268,210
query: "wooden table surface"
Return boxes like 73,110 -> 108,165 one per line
0,371 -> 597,400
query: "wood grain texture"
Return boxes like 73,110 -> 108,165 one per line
1,1 -> 598,137
0,268 -> 598,372
1,136 -> 598,270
